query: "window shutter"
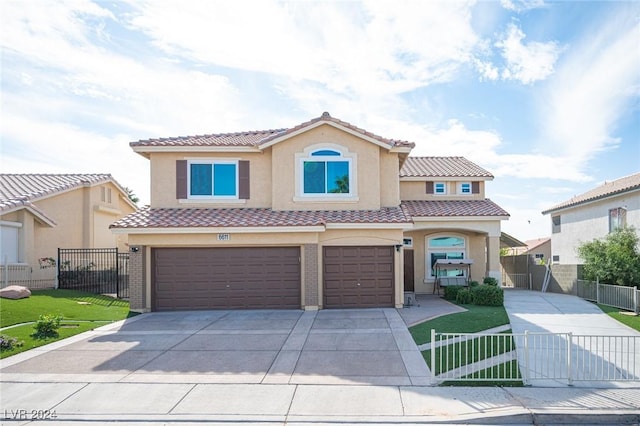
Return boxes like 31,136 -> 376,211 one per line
239,160 -> 250,200
425,181 -> 434,194
472,182 -> 480,194
176,160 -> 187,199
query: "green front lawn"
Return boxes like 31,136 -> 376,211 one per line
0,289 -> 134,358
597,303 -> 640,332
409,304 -> 510,345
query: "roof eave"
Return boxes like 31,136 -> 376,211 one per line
541,186 -> 640,215
400,176 -> 493,181
257,120 -> 395,151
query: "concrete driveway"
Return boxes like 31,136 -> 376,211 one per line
0,308 -> 430,386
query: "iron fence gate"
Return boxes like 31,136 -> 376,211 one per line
58,248 -> 129,299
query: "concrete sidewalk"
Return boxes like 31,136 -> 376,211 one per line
2,381 -> 639,424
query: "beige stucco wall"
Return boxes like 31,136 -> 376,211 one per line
380,149 -> 400,207
402,218 -> 502,294
126,227 -> 405,310
271,124 -> 383,211
149,150 -> 272,209
1,183 -> 135,281
400,180 -> 486,201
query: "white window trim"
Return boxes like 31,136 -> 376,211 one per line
458,182 -> 472,195
425,234 -> 467,281
403,237 -> 413,248
187,159 -> 239,200
295,144 -> 358,201
434,182 -> 447,195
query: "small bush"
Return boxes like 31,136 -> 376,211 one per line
468,280 -> 479,288
444,286 -> 463,301
455,288 -> 472,304
32,314 -> 63,339
471,285 -> 504,306
0,335 -> 24,351
483,277 -> 499,287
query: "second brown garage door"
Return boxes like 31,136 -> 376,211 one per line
323,246 -> 395,308
153,247 -> 300,311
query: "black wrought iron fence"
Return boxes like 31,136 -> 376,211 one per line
58,248 -> 129,299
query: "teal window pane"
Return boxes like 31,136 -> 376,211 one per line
304,161 -> 325,193
327,161 -> 349,193
213,163 -> 237,196
435,183 -> 446,193
461,183 -> 471,193
311,149 -> 341,156
429,236 -> 465,248
190,164 -> 212,195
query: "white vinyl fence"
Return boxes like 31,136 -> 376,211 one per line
577,279 -> 640,314
430,330 -> 640,385
0,264 -> 56,289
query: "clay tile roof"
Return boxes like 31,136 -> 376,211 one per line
401,200 -> 509,217
130,112 -> 415,149
400,157 -> 493,178
542,172 -> 640,214
110,206 -> 411,229
0,174 -> 114,212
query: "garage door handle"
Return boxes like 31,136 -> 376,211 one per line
226,285 -> 230,288
357,282 -> 360,286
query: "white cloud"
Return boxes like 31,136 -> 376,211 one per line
495,23 -> 562,84
538,6 -> 640,163
500,0 -> 546,13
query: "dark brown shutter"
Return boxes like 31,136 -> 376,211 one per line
176,160 -> 187,199
472,182 -> 480,194
425,181 -> 434,194
239,160 -> 250,199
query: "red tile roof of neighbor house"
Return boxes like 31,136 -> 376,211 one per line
400,157 -> 493,178
130,112 -> 415,149
542,172 -> 640,214
401,200 -> 510,217
0,174 -> 120,212
110,200 -> 509,229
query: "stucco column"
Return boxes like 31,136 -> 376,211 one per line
128,245 -> 147,312
486,235 -> 501,282
303,244 -> 319,310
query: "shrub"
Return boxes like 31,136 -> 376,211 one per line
443,285 -> 462,301
483,277 -> 499,287
468,280 -> 480,288
471,285 -> 504,306
32,314 -> 63,339
0,335 -> 23,351
455,288 -> 472,304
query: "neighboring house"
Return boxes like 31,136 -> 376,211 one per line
542,172 -> 640,265
111,112 -> 509,311
524,238 -> 551,264
0,174 -> 138,287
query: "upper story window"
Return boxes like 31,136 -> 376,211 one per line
609,207 -> 626,233
302,149 -> 351,195
188,160 -> 238,199
434,182 -> 446,194
552,215 -> 561,234
459,182 -> 471,194
100,186 -> 112,203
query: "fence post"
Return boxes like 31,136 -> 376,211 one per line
523,331 -> 529,385
567,332 -> 573,386
56,248 -> 60,289
596,278 -> 600,304
431,329 -> 437,385
115,248 -> 120,298
634,287 -> 638,315
529,273 -> 532,290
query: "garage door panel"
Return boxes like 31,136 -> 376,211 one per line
323,246 -> 395,309
153,247 -> 300,310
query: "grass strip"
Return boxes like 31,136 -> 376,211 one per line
596,303 -> 640,332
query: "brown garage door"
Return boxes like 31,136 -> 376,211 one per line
323,246 -> 395,308
153,247 -> 300,311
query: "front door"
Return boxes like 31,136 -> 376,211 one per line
403,249 -> 415,292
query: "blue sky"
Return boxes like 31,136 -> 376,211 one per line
1,0 -> 638,241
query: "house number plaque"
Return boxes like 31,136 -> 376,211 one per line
217,233 -> 230,241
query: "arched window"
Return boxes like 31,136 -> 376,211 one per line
302,149 -> 351,195
426,235 -> 466,278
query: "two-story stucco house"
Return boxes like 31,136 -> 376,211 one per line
542,172 -> 640,265
112,113 -> 509,311
0,174 -> 137,288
